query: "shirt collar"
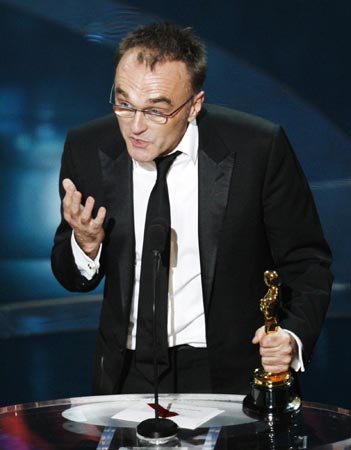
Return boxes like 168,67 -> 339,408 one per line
172,118 -> 198,164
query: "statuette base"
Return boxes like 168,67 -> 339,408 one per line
243,371 -> 301,420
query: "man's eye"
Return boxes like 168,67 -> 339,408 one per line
148,108 -> 163,116
117,99 -> 131,108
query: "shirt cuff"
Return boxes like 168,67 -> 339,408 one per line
71,232 -> 102,280
283,328 -> 305,372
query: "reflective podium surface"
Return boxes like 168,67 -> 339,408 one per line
1,394 -> 351,449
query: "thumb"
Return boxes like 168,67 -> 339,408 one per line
252,325 -> 265,344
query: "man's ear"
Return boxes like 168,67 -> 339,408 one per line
188,91 -> 205,122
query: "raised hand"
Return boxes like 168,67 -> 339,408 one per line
62,178 -> 106,259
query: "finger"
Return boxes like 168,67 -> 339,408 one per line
262,351 -> 292,371
62,181 -> 74,209
262,352 -> 291,364
90,207 -> 107,232
70,190 -> 83,216
62,179 -> 80,218
260,345 -> 292,360
62,178 -> 77,193
260,327 -> 286,345
80,197 -> 95,225
262,335 -> 293,354
94,206 -> 107,225
260,339 -> 294,361
260,334 -> 277,349
62,189 -> 75,223
262,361 -> 290,373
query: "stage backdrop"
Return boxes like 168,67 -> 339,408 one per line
0,0 -> 350,405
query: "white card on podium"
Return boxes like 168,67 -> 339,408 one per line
112,402 -> 224,430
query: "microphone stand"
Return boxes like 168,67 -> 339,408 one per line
153,250 -> 161,427
136,248 -> 178,445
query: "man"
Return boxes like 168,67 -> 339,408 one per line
51,22 -> 332,395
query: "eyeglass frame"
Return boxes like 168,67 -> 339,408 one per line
109,84 -> 194,124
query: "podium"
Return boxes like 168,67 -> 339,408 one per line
1,393 -> 351,449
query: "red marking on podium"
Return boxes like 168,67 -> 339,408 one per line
147,403 -> 179,418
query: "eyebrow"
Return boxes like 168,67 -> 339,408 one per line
114,86 -> 172,106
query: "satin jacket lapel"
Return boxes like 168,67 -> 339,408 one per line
99,142 -> 135,320
198,130 -> 236,313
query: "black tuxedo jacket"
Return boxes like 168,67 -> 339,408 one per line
51,104 -> 332,394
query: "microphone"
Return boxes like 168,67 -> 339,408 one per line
136,218 -> 178,445
148,219 -> 168,254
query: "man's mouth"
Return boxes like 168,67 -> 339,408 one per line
129,136 -> 150,148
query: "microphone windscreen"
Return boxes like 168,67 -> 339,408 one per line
147,218 -> 168,253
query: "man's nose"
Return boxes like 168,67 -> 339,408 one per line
130,111 -> 148,133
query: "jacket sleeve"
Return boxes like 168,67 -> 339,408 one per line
262,126 -> 333,365
51,133 -> 105,292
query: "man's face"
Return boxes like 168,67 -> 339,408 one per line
114,48 -> 204,162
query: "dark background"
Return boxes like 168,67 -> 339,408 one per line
0,0 -> 350,408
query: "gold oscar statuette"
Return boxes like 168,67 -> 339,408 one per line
243,270 -> 301,420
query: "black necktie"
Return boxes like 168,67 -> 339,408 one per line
135,151 -> 181,382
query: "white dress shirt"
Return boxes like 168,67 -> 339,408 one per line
128,120 -> 206,349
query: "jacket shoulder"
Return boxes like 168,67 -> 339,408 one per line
66,114 -> 123,149
68,114 -> 117,134
198,104 -> 285,162
199,104 -> 280,137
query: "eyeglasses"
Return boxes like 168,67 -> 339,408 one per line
109,84 -> 193,124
